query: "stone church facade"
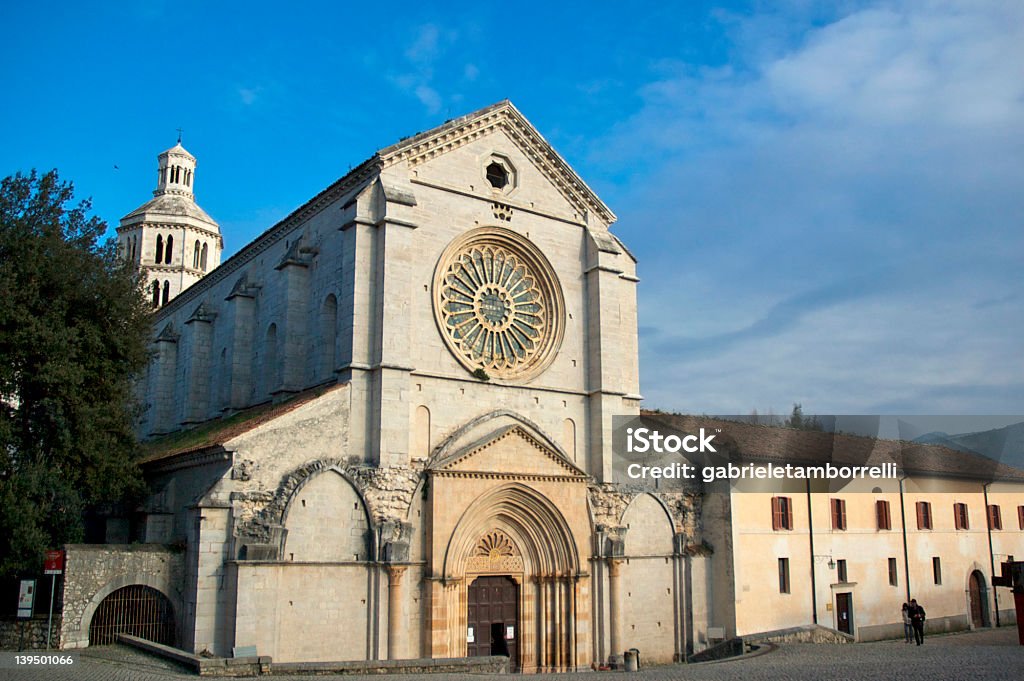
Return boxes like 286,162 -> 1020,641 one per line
70,102 -> 709,670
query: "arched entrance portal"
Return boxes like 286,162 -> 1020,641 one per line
433,482 -> 585,672
968,570 -> 988,628
88,585 -> 175,646
467,575 -> 519,670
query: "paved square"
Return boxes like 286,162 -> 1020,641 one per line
5,628 -> 1022,681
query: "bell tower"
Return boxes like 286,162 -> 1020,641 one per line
118,139 -> 223,308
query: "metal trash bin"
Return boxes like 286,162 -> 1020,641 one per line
624,648 -> 640,672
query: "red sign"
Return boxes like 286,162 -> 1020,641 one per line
43,550 -> 64,575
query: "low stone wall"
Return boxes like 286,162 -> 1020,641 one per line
118,635 -> 271,677
923,613 -> 969,637
745,624 -> 854,644
0,615 -> 62,650
687,637 -> 744,663
118,634 -> 509,677
269,656 -> 510,675
857,621 -> 906,642
60,544 -> 185,650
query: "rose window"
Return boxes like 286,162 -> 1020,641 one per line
434,228 -> 563,380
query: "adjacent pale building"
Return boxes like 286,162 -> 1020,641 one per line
647,413 -> 1024,645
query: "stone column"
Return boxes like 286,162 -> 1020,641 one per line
387,565 -> 407,660
607,558 -> 624,667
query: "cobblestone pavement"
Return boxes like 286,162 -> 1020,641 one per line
4,628 -> 1022,681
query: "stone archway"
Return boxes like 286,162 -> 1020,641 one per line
88,584 -> 175,646
431,483 -> 584,673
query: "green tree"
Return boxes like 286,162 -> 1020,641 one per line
0,170 -> 151,579
786,403 -> 823,431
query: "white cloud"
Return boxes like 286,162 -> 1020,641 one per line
414,85 -> 442,114
605,1 -> 1024,414
389,23 -> 465,115
237,86 -> 261,106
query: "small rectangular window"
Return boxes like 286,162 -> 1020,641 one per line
772,496 -> 794,531
988,505 -> 1003,530
876,500 -> 892,530
933,556 -> 942,585
888,557 -> 898,586
831,498 -> 847,531
836,559 -> 848,583
916,501 -> 933,530
779,557 -> 790,594
954,502 -> 970,530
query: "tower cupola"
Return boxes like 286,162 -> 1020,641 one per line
155,142 -> 198,199
118,139 -> 223,308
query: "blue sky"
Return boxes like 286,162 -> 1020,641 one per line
2,1 -> 1022,415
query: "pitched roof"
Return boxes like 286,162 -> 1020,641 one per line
642,412 -> 1024,483
139,383 -> 346,466
120,193 -> 219,226
378,100 -> 615,224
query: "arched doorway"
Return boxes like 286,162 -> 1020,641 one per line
88,585 -> 175,646
968,570 -> 988,628
434,482 -> 584,672
467,575 -> 519,670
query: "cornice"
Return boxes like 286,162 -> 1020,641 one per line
379,101 -> 616,225
430,470 -> 588,483
436,425 -> 588,479
153,157 -> 381,322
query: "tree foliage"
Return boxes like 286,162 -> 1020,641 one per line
0,170 -> 151,578
786,403 -> 823,431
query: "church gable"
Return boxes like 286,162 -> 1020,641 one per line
380,101 -> 615,227
435,425 -> 587,479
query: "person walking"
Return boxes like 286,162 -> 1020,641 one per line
901,603 -> 913,643
909,598 -> 926,645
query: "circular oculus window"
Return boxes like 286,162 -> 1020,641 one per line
434,228 -> 564,381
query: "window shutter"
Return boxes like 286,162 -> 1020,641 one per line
988,505 -> 1002,530
876,500 -> 890,530
916,502 -> 924,529
785,498 -> 793,530
771,497 -> 781,530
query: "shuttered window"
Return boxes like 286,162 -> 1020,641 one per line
954,503 -> 969,530
988,505 -> 1002,530
916,501 -> 933,530
772,496 -> 793,531
831,499 -> 847,531
876,500 -> 892,530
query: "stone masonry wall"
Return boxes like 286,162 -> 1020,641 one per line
60,545 -> 184,649
0,615 -> 62,650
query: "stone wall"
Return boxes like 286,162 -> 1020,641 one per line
60,544 -> 185,650
0,615 -> 62,650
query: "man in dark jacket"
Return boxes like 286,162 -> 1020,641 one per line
909,599 -> 926,645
